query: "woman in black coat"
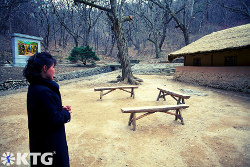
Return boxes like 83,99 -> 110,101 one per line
23,52 -> 71,166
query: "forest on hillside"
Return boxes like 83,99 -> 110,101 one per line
0,0 -> 249,63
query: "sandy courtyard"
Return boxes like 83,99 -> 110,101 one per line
0,71 -> 250,167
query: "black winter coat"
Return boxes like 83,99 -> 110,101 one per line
27,78 -> 71,167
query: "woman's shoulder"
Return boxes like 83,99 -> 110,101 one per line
29,84 -> 53,95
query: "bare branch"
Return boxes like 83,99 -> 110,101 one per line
74,0 -> 111,12
222,2 -> 250,18
147,0 -> 183,29
91,11 -> 104,28
0,0 -> 28,8
51,1 -> 83,40
239,0 -> 249,14
147,33 -> 155,43
147,0 -> 190,45
121,15 -> 133,22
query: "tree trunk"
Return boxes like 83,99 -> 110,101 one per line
73,36 -> 79,47
112,18 -> 135,84
83,28 -> 90,46
183,27 -> 190,45
153,31 -> 161,58
159,27 -> 166,52
148,31 -> 161,59
159,10 -> 172,51
108,37 -> 115,57
154,42 -> 160,58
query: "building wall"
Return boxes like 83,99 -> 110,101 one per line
184,47 -> 250,66
233,48 -> 250,66
185,53 -> 212,66
174,66 -> 250,93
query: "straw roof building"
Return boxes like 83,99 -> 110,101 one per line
169,23 -> 250,66
169,24 -> 250,93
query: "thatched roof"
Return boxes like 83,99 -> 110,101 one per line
168,23 -> 250,59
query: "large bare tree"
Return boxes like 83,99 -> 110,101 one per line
74,0 -> 142,84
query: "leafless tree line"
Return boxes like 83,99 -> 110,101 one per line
0,0 -> 249,84
1,0 -> 249,58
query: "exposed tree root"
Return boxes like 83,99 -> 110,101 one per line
133,76 -> 143,83
127,76 -> 143,85
109,75 -> 143,85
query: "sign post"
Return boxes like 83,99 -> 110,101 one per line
10,33 -> 43,67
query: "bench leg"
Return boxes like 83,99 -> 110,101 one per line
132,113 -> 136,131
179,110 -> 184,125
157,91 -> 161,101
131,88 -> 135,98
175,109 -> 184,125
175,109 -> 178,120
177,97 -> 181,104
177,97 -> 185,104
177,97 -> 185,105
128,113 -> 136,131
128,113 -> 134,126
100,91 -> 103,100
157,91 -> 166,101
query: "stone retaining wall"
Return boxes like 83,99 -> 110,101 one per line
132,63 -> 183,75
0,66 -> 112,91
54,65 -> 111,82
0,80 -> 28,91
174,66 -> 250,93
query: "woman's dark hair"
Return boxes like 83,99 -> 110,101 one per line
23,52 -> 57,83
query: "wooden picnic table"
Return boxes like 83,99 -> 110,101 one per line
121,104 -> 189,131
94,86 -> 138,100
156,87 -> 190,104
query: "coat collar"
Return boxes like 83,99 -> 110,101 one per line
31,77 -> 60,94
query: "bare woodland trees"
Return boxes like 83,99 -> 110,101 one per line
0,0 -> 249,68
51,0 -> 85,47
82,7 -> 103,46
142,2 -> 163,58
221,0 -> 250,19
148,0 -> 190,45
35,2 -> 54,51
74,0 -> 142,84
0,0 -> 28,34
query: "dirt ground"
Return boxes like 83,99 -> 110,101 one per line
0,70 -> 250,167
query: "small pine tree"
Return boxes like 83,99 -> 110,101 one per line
68,45 -> 100,65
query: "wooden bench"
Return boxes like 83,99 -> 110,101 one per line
94,86 -> 138,100
157,87 -> 190,104
121,104 -> 189,131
